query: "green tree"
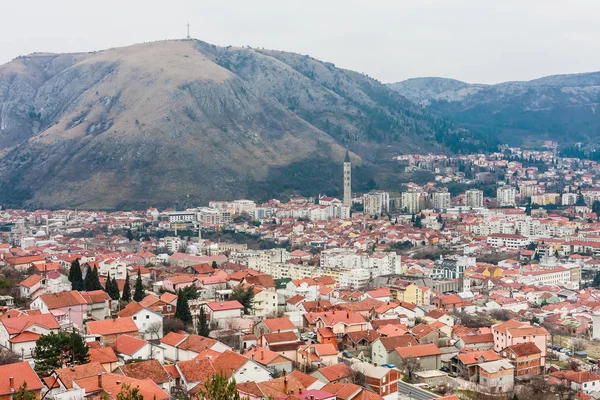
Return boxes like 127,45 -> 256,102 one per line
231,286 -> 255,315
413,215 -> 423,229
112,276 -> 121,301
34,332 -> 89,376
576,192 -> 587,206
68,258 -> 79,282
126,229 -> 134,242
197,306 -> 210,337
13,382 -> 36,400
175,289 -> 192,326
133,270 -> 145,302
116,383 -> 144,400
92,267 -> 103,290
181,284 -> 200,301
84,265 -> 102,292
70,259 -> 84,291
196,372 -> 243,400
84,265 -> 95,291
121,271 -> 132,302
211,261 -> 218,269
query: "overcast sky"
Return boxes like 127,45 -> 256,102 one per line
1,0 -> 599,84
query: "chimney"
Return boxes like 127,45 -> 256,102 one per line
9,377 -> 14,392
311,396 -> 315,400
299,388 -> 303,394
374,362 -> 377,367
261,350 -> 264,360
97,374 -> 102,388
346,311 -> 349,318
283,370 -> 287,378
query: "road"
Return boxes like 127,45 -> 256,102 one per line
398,380 -> 439,400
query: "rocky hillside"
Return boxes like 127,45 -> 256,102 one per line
388,72 -> 600,146
0,40 -> 490,209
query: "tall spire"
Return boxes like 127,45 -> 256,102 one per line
343,149 -> 352,208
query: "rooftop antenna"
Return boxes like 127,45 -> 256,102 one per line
186,22 -> 191,39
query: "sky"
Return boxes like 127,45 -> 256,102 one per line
1,0 -> 600,84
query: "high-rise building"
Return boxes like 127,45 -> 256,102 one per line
343,150 -> 352,208
465,189 -> 484,208
402,192 -> 421,214
363,191 -> 390,216
432,191 -> 451,210
497,186 -> 517,206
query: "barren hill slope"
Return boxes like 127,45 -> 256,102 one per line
0,40 -> 491,209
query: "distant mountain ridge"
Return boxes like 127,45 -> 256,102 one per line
388,72 -> 600,146
0,40 -> 491,209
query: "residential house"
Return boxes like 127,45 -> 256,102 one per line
297,344 -> 338,369
0,361 -> 44,399
311,363 -> 354,384
245,346 -> 294,374
119,359 -> 172,392
160,332 -> 230,362
474,359 -> 515,393
86,317 -> 139,344
371,335 -> 419,367
500,342 -> 542,377
30,290 -> 88,329
395,344 -> 442,371
0,313 -> 60,358
117,302 -> 163,340
112,334 -> 164,363
492,320 -> 549,367
352,361 -> 400,398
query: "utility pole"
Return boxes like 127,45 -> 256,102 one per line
186,22 -> 191,39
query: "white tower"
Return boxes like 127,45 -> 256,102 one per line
343,150 -> 352,207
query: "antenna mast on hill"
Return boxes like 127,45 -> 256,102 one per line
186,22 -> 191,39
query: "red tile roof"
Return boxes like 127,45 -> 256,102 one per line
87,317 -> 138,336
0,361 -> 43,395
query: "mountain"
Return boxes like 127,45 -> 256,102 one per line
0,40 -> 490,209
388,72 -> 600,146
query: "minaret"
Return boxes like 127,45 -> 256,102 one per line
343,150 -> 351,207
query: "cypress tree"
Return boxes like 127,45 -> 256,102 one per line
175,289 -> 192,326
84,265 -> 95,291
92,267 -> 102,290
71,260 -> 84,291
122,271 -> 132,302
113,276 -> 121,301
197,305 -> 210,337
133,270 -> 145,302
68,259 -> 80,283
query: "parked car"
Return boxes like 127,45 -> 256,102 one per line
342,351 -> 353,358
560,348 -> 569,353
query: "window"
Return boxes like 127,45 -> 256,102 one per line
146,315 -> 150,319
133,316 -> 137,320
167,306 -> 172,311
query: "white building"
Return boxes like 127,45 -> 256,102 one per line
465,189 -> 484,208
497,186 -> 517,206
432,191 -> 451,210
363,191 -> 390,216
402,192 -> 421,214
562,193 -> 578,206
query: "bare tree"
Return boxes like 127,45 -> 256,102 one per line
146,322 -> 162,341
398,356 -> 422,382
571,338 -> 587,352
0,349 -> 21,365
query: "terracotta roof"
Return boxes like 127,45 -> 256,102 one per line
315,363 -> 353,382
460,333 -> 494,344
160,331 -> 186,347
176,334 -> 219,353
55,362 -> 105,389
119,359 -> 170,384
9,331 -> 41,343
176,358 -> 215,383
74,373 -> 169,400
0,313 -> 59,335
89,346 -> 118,364
395,343 -> 441,358
457,350 -> 500,365
38,290 -> 87,308
205,300 -> 244,311
262,317 -> 295,332
211,350 -> 251,377
80,290 -> 110,304
113,335 -> 147,356
377,335 -> 418,351
18,274 -> 43,288
0,361 -> 43,395
87,317 -> 138,336
507,342 -> 542,357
